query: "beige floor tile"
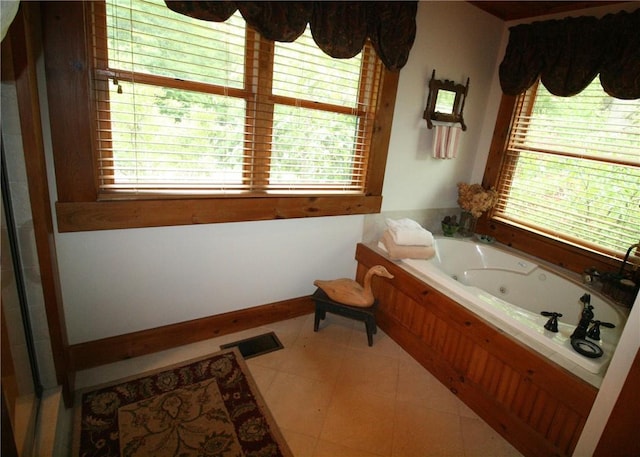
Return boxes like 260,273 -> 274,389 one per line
392,404 -> 464,457
271,329 -> 303,353
460,416 -> 523,457
395,344 -> 419,364
336,348 -> 399,399
314,438 -> 385,457
457,398 -> 480,419
280,428 -> 318,457
396,358 -> 462,416
263,316 -> 309,349
245,362 -> 278,394
298,313 -> 357,348
72,316 -> 522,457
396,357 -> 434,401
321,386 -> 396,456
262,371 -> 335,438
346,326 -> 375,349
278,340 -> 348,383
245,341 -> 291,371
347,325 -> 404,359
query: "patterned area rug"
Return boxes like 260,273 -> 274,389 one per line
73,348 -> 292,457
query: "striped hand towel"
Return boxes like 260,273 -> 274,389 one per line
432,124 -> 462,159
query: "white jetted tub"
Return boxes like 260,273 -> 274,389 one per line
392,237 -> 629,376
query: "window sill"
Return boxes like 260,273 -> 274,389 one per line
477,217 -> 622,276
55,194 -> 382,232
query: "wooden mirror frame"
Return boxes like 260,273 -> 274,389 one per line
423,69 -> 469,131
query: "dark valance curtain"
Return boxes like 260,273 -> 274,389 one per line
499,8 -> 640,99
164,1 -> 418,71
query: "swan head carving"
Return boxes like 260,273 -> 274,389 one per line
313,265 -> 394,307
366,265 -> 394,280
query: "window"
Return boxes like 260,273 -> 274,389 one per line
95,0 -> 381,196
490,78 -> 639,263
42,1 -> 398,231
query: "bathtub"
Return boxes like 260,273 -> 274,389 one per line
389,237 -> 629,376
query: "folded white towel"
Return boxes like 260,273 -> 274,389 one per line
381,230 -> 436,260
385,218 -> 434,246
385,218 -> 423,230
388,228 -> 434,246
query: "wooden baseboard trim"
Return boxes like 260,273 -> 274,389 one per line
68,295 -> 314,372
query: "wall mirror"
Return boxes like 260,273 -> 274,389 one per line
423,70 -> 469,130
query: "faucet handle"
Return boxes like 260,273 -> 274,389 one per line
586,320 -> 615,341
541,311 -> 563,333
583,267 -> 600,284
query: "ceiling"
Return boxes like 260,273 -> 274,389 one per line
468,1 -> 628,21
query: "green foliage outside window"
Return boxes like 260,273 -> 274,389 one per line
99,0 -> 374,192
502,79 -> 640,255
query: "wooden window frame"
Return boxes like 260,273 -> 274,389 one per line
42,2 -> 397,232
477,93 -> 624,276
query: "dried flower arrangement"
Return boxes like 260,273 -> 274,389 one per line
457,182 -> 498,218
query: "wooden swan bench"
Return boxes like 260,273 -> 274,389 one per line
312,288 -> 378,346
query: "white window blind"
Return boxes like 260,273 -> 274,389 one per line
269,32 -> 379,191
91,0 -> 381,196
495,79 -> 640,258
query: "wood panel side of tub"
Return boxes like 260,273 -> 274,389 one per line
355,243 -> 598,457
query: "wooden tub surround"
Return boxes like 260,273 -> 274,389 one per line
355,243 -> 598,457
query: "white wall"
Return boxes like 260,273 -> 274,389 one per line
382,2 -> 503,211
55,217 -> 364,343
42,1 -> 506,344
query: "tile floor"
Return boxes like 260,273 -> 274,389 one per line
73,313 -> 524,457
